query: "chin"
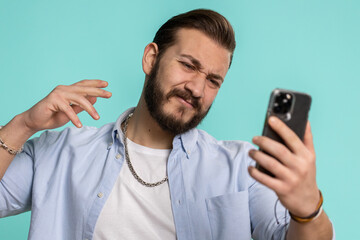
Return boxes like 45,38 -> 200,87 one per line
165,105 -> 196,121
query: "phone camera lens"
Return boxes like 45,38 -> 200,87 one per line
273,92 -> 293,114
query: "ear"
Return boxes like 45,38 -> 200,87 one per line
142,42 -> 159,75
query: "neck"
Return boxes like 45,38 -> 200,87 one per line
125,96 -> 175,149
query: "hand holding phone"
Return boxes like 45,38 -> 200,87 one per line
249,90 -> 333,236
255,89 -> 312,177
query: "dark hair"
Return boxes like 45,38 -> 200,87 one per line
153,9 -> 236,67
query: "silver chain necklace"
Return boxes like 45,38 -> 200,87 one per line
122,113 -> 168,187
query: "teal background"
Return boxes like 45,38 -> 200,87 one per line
1,0 -> 359,239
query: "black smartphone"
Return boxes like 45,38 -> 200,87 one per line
255,89 -> 312,177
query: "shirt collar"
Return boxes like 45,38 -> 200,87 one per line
111,107 -> 136,145
175,128 -> 198,158
112,107 -> 198,156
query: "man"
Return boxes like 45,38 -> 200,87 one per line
0,9 -> 333,240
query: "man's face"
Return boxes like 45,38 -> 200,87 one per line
144,28 -> 231,135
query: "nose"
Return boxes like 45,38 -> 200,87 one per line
184,72 -> 206,98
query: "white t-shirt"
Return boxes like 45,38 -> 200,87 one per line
93,138 -> 176,240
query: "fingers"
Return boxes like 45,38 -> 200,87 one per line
49,80 -> 112,127
249,149 -> 292,179
52,84 -> 111,100
252,135 -> 296,168
87,96 -> 98,105
68,85 -> 111,120
303,121 -> 315,154
71,96 -> 98,114
57,95 -> 98,128
248,165 -> 284,192
267,116 -> 304,155
22,79 -> 112,131
72,79 -> 108,88
68,85 -> 112,99
68,94 -> 100,120
58,101 -> 82,128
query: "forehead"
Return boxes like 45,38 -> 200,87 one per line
167,28 -> 231,76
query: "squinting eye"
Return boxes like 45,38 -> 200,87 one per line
209,79 -> 220,88
181,61 -> 196,70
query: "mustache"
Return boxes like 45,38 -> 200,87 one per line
166,88 -> 201,110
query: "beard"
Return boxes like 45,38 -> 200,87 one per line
144,58 -> 211,135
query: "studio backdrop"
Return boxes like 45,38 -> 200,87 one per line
0,0 -> 359,239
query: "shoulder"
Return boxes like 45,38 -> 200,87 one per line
27,122 -> 116,152
194,128 -> 258,170
190,128 -> 258,189
196,128 -> 255,155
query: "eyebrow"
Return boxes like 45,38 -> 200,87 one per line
179,54 -> 224,82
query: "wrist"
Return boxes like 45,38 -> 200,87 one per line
16,112 -> 39,137
289,186 -> 321,217
289,190 -> 323,223
0,114 -> 37,148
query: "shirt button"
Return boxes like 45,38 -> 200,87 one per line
178,200 -> 181,205
116,133 -> 120,139
97,192 -> 104,198
115,153 -> 122,159
108,142 -> 113,147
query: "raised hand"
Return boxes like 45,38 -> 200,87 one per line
21,79 -> 112,134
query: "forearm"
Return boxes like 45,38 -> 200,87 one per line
286,210 -> 333,240
0,114 -> 36,180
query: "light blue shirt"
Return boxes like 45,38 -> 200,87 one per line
1,108 -> 290,240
